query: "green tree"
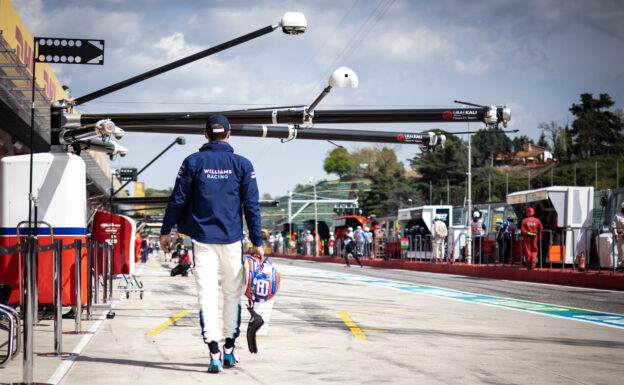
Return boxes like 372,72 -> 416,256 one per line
409,132 -> 468,205
410,133 -> 466,184
472,127 -> 512,167
538,121 -> 570,161
360,166 -> 423,217
350,147 -> 380,176
323,147 -> 354,179
375,147 -> 403,174
537,132 -> 548,148
511,135 -> 533,152
570,93 -> 622,158
348,146 -> 403,177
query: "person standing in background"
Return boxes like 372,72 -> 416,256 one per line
521,207 -> 543,270
611,202 -> 624,272
432,214 -> 448,263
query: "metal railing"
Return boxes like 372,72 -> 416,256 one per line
263,227 -> 622,276
0,236 -> 116,381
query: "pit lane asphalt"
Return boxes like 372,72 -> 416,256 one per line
1,251 -> 623,384
276,257 -> 624,315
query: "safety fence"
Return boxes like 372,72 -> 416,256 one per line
267,228 -> 623,274
0,235 -> 116,382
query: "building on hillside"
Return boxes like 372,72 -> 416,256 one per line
496,143 -> 555,165
402,170 -> 420,179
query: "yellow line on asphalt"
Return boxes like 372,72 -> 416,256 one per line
146,310 -> 190,336
338,311 -> 367,339
362,329 -> 389,333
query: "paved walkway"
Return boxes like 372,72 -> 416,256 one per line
2,251 -> 624,384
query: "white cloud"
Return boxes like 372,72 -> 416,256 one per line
364,27 -> 453,65
9,0 -> 624,198
453,44 -> 502,75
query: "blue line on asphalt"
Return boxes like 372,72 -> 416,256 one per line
278,264 -> 624,329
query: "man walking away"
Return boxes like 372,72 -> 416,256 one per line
160,114 -> 264,374
343,228 -> 363,267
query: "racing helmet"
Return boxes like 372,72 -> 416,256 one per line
245,256 -> 280,303
526,207 -> 535,216
473,211 -> 480,218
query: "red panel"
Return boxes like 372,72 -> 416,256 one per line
92,210 -> 133,275
0,235 -> 88,306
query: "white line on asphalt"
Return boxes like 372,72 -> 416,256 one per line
46,295 -> 124,384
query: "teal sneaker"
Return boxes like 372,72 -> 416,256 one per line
208,352 -> 222,373
223,346 -> 238,368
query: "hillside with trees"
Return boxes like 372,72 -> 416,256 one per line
321,93 -> 623,218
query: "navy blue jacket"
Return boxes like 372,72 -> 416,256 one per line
161,141 -> 263,246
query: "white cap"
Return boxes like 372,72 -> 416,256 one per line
473,211 -> 480,218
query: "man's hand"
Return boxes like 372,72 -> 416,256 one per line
160,234 -> 172,251
252,245 -> 264,262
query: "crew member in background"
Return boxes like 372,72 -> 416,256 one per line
353,226 -> 365,257
171,244 -> 192,277
134,232 -> 142,264
494,218 -> 504,263
611,202 -> 624,272
502,216 -> 516,264
313,229 -> 321,256
140,235 -> 148,263
521,207 -> 543,270
342,227 -> 363,267
432,214 -> 448,263
364,226 -> 373,258
304,231 -> 313,255
471,211 -> 486,263
328,232 -> 335,255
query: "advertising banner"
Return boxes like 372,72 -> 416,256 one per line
0,0 -> 68,102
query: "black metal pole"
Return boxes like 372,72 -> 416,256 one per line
233,125 -> 430,143
110,172 -> 114,273
73,107 -> 497,126
110,197 -> 280,208
28,41 -> 37,236
113,139 -> 178,196
109,124 -> 432,145
74,25 -> 277,105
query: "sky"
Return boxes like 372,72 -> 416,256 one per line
12,0 -> 624,198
